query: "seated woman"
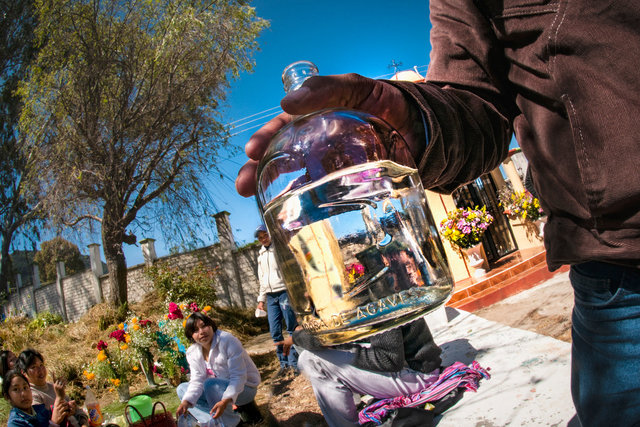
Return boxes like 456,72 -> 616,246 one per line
3,369 -> 70,427
175,312 -> 262,427
17,349 -> 89,427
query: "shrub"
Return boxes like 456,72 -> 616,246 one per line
27,311 -> 63,331
144,262 -> 218,308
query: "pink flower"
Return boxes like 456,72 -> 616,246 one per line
97,340 -> 108,350
139,319 -> 152,327
168,302 -> 183,320
189,302 -> 200,312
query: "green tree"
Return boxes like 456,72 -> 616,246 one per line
0,0 -> 43,296
33,237 -> 86,283
19,0 -> 267,306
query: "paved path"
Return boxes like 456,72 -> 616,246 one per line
425,271 -> 577,426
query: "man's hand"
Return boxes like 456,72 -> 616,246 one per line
257,301 -> 265,311
235,73 -> 425,197
210,398 -> 232,419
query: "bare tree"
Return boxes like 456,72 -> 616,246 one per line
19,0 -> 267,306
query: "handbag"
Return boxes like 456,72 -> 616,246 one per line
125,401 -> 177,427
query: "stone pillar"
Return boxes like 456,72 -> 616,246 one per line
502,157 -> 525,193
88,243 -> 104,303
213,212 -> 243,308
140,238 -> 157,266
55,261 -> 68,322
214,212 -> 236,250
32,265 -> 41,289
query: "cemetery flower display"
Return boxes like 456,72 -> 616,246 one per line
500,189 -> 545,222
439,206 -> 494,250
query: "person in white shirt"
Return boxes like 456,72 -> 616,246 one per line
255,225 -> 299,374
175,312 -> 261,427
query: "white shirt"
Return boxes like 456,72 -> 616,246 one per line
182,329 -> 261,404
257,245 -> 287,303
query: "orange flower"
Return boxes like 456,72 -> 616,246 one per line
83,370 -> 95,380
108,388 -> 114,393
133,324 -> 140,331
203,306 -> 211,312
120,343 -> 128,350
118,323 -> 125,330
125,334 -> 131,343
131,317 -> 138,323
132,366 -> 139,371
110,378 -> 121,387
182,320 -> 187,328
97,351 -> 107,361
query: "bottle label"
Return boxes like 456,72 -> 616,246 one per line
88,407 -> 103,426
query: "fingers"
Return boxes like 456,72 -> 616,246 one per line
235,159 -> 259,197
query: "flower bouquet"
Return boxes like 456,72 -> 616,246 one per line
439,206 -> 494,250
499,189 -> 545,222
155,302 -> 210,385
83,326 -> 140,401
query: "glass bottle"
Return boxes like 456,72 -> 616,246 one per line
256,61 -> 453,345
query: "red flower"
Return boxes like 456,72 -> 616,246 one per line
168,302 -> 183,320
189,302 -> 199,312
96,340 -> 108,350
109,329 -> 127,342
139,319 -> 152,327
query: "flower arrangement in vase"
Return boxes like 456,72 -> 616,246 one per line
499,188 -> 545,222
439,206 -> 494,250
83,325 -> 140,401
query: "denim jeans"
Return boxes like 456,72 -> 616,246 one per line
176,378 -> 257,427
266,290 -> 299,369
570,261 -> 640,427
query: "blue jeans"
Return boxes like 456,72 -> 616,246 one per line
266,290 -> 299,369
570,261 -> 640,427
176,378 -> 257,427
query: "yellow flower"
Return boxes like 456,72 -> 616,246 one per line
118,323 -> 125,330
83,370 -> 95,380
125,334 -> 131,343
108,388 -> 114,393
133,324 -> 140,331
179,304 -> 187,310
97,351 -> 107,361
182,320 -> 187,328
110,378 -> 121,387
132,366 -> 139,371
131,317 -> 138,323
120,343 -> 128,350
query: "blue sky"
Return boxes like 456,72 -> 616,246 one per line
120,0 -> 435,266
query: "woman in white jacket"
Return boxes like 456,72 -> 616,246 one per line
175,312 -> 261,426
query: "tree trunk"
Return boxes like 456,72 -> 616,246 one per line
0,231 -> 14,297
102,234 -> 128,307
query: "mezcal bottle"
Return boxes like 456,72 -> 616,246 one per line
256,61 -> 453,345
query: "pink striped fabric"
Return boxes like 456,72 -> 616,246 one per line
358,361 -> 491,425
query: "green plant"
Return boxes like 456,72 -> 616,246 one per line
27,311 -> 63,331
439,206 -> 494,250
145,262 -> 218,308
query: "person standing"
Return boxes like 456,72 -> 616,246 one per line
255,225 -> 299,375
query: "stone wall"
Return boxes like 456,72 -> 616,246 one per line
2,214 -> 263,322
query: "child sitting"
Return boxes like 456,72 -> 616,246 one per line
3,369 -> 70,427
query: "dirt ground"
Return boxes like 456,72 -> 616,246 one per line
252,270 -> 574,425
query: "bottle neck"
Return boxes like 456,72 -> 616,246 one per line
282,60 -> 319,94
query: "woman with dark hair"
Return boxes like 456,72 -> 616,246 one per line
3,369 -> 70,427
0,350 -> 17,386
17,349 -> 88,427
175,311 -> 261,427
